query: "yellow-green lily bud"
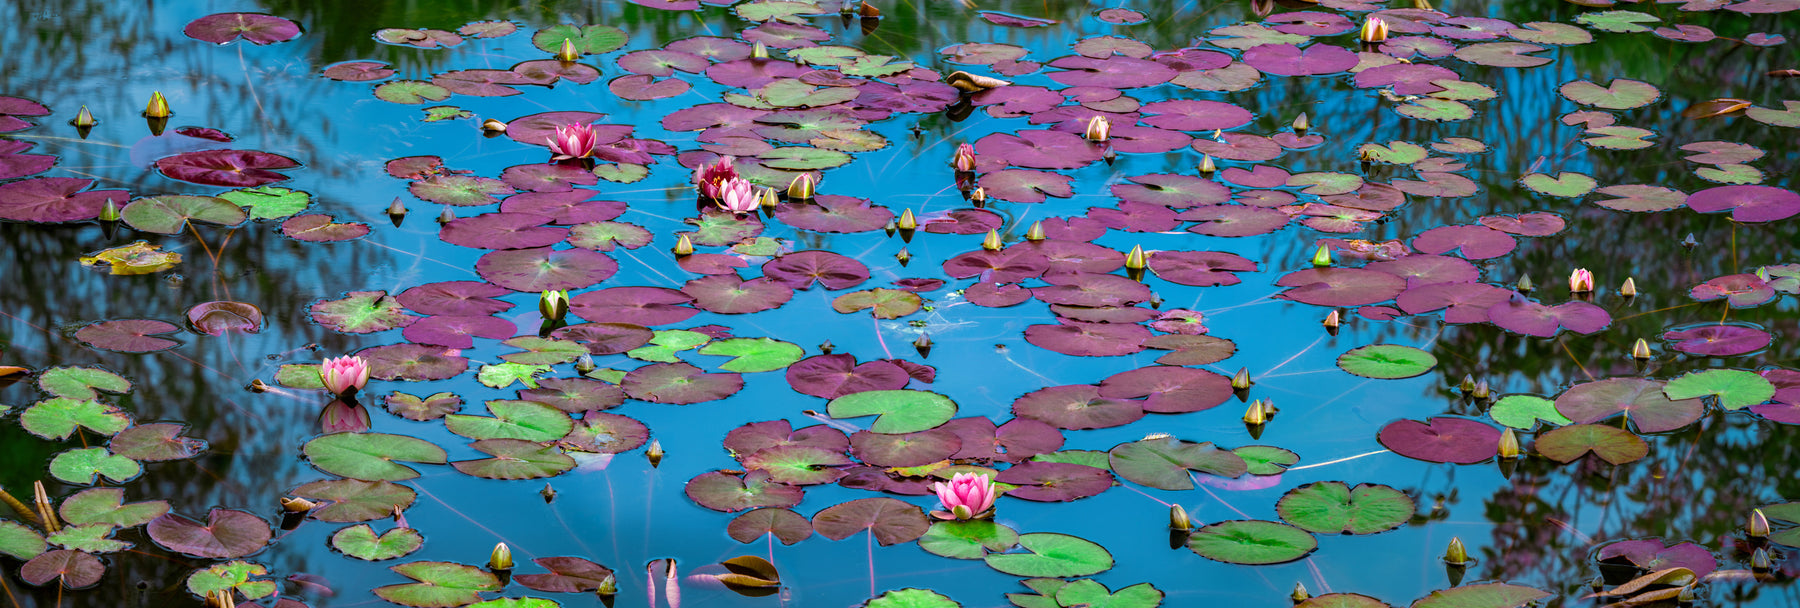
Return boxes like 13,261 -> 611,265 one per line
673,234 -> 694,257
539,290 -> 569,322
787,173 -> 814,200
1169,504 -> 1192,531
144,91 -> 171,118
489,542 -> 513,570
1311,244 -> 1332,267
1444,537 -> 1468,564
1025,220 -> 1045,241
982,229 -> 1003,251
556,38 -> 580,62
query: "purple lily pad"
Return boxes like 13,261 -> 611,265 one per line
500,191 -> 626,224
680,255 -> 749,277
857,82 -> 960,113
1478,212 -> 1566,237
966,282 -> 1034,308
1148,251 -> 1257,287
397,281 -> 512,316
972,86 -> 1063,118
974,130 -> 1104,170
550,322 -> 655,355
1242,44 -> 1358,76
686,470 -> 804,512
75,319 -> 182,353
812,497 -> 930,546
475,247 -> 617,292
850,429 -> 963,468
1138,100 -> 1252,132
1113,174 -> 1231,208
1664,324 -> 1771,357
155,150 -> 300,188
503,112 -> 616,146
1411,225 -> 1517,260
724,420 -> 849,457
500,163 -> 598,193
786,355 -> 910,399
1047,55 -> 1176,88
521,378 -> 626,414
281,215 -> 370,242
1353,63 -> 1459,95
762,251 -> 870,290
1690,274 -> 1776,307
569,287 -> 697,326
728,508 -> 813,545
440,213 -> 568,250
184,13 -> 301,45
1275,268 -> 1407,307
1086,201 -> 1178,232
1597,540 -> 1717,579
0,177 -> 127,222
323,61 -> 395,82
1021,240 -> 1126,275
1031,272 -> 1150,307
943,249 -> 1051,283
997,461 -> 1115,502
622,362 -> 743,405
1396,283 -> 1513,323
980,170 -> 1074,203
1687,185 -> 1800,223
1024,321 -> 1150,357
776,195 -> 893,233
1377,417 -> 1501,464
1488,297 -> 1611,337
358,343 -> 470,381
1180,205 -> 1290,237
1365,255 -> 1479,288
1190,133 -> 1283,162
682,275 -> 794,314
1098,366 -> 1231,414
20,550 -> 103,589
981,12 -> 1058,28
940,417 -> 1063,463
147,509 -> 270,559
1555,378 -> 1703,433
402,315 -> 516,349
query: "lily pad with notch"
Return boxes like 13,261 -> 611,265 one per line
1187,520 -> 1317,565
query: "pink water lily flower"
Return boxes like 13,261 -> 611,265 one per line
717,177 -> 759,214
932,472 -> 997,520
693,156 -> 739,200
548,123 -> 599,161
320,355 -> 371,397
1569,268 -> 1595,293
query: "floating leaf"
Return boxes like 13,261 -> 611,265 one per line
147,509 -> 270,559
1410,583 -> 1550,608
1555,378 -> 1703,433
49,447 -> 140,485
1337,345 -> 1437,379
1377,417 -> 1499,464
311,291 -> 419,334
1488,395 -> 1571,430
121,195 -> 247,233
373,561 -> 502,608
20,550 -> 104,589
918,520 -> 1020,559
1276,482 -> 1414,535
20,397 -> 130,440
1187,520 -> 1317,565
156,150 -> 300,188
291,479 -> 417,522
186,560 -> 277,600
686,470 -> 805,512
865,589 -> 960,608
728,508 -> 814,545
452,439 -> 576,480
985,533 -> 1113,577
812,497 -> 930,545
445,400 -> 573,441
0,521 -> 45,560
1663,369 -> 1774,410
1108,437 -> 1247,490
827,390 -> 957,433
111,423 -> 206,461
515,556 -> 614,593
303,432 -> 448,482
184,13 -> 301,45
74,319 -> 182,353
1534,424 -> 1648,465
79,241 -> 181,275
59,488 -> 168,528
37,366 -> 130,401
698,338 -> 805,373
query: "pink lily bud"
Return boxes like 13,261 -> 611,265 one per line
320,355 -> 371,397
1569,268 -> 1595,293
952,143 -> 977,172
1083,116 -> 1111,142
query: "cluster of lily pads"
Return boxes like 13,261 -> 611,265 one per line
2,0 -> 1800,607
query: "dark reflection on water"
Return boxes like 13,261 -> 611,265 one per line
1,0 -> 1798,607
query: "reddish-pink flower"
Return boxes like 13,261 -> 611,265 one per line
547,124 -> 599,160
932,472 -> 996,520
693,156 -> 739,200
718,177 -> 758,214
320,355 -> 370,397
1569,268 -> 1594,293
952,143 -> 977,172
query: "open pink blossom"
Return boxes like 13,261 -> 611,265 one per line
717,177 -> 758,214
547,124 -> 599,160
932,472 -> 996,520
693,156 -> 739,200
320,355 -> 370,397
952,143 -> 977,172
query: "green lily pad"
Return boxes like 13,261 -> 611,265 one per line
1521,172 -> 1597,198
20,397 -> 131,440
1662,369 -> 1775,410
532,24 -> 628,54
1487,395 -> 1572,430
452,439 -> 576,480
1299,594 -> 1393,608
1582,126 -> 1655,150
832,289 -> 923,319
1054,579 -> 1163,608
625,329 -> 712,362
1410,583 -> 1550,608
917,520 -> 1020,559
1109,437 -> 1247,490
759,146 -> 853,170
38,366 -> 131,400
1186,520 -> 1317,565
276,364 -> 326,390
1559,78 -> 1660,110
310,290 -> 419,334
985,533 -> 1114,578
1396,98 -> 1472,122
864,588 -> 960,608
186,560 -> 277,600
1337,345 -> 1437,379
291,479 -> 417,522
445,400 -> 574,441
1276,482 -> 1414,535
1747,101 -> 1800,128
422,106 -> 473,122
1031,450 -> 1113,470
477,363 -> 551,389
49,447 -> 141,485
470,599 -> 561,608
0,520 -> 46,560
698,338 -> 806,373
1533,424 -> 1648,465
46,524 -> 130,553
375,80 -> 452,104
499,337 -> 587,366
1574,10 -> 1658,34
303,432 -> 448,482
827,390 -> 957,433
332,524 -> 424,561
1355,141 -> 1427,165
120,195 -> 248,234
373,561 -> 503,608
1234,446 -> 1299,475
218,186 -> 310,219
58,488 -> 169,528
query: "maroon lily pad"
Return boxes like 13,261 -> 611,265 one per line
1031,272 -> 1150,307
323,61 -> 395,82
786,355 -> 910,399
1021,240 -> 1126,275
940,417 -> 1064,463
475,247 -> 617,292
500,191 -> 626,224
500,163 -> 598,193
850,429 -> 962,468
1275,268 -> 1407,307
515,556 -> 615,594
1242,44 -> 1358,76
974,130 -> 1104,170
944,249 -> 1051,283
1555,378 -> 1703,433
965,282 -> 1034,307
1478,212 -> 1566,236
981,12 -> 1057,28
184,13 -> 302,45
1012,385 -> 1145,430
503,112 -> 617,145
1488,296 -> 1611,337
776,195 -> 893,233
1411,225 -> 1517,260
75,319 -> 181,353
1597,540 -> 1717,579
729,508 -> 814,545
1366,255 -> 1479,288
358,343 -> 470,381
146,509 -> 270,559
281,215 -> 370,242
1396,283 -> 1513,323
1353,62 -> 1459,95
1690,274 -> 1776,307
1024,321 -> 1149,357
812,497 -> 930,545
520,378 -> 626,413
1663,324 -> 1770,357
397,281 -> 513,316
1180,205 -> 1290,237
682,275 -> 794,314
1047,55 -> 1176,88
1148,251 -> 1257,287
186,301 -> 263,336
570,287 -> 697,326
550,323 -> 655,355
1099,366 -> 1231,413
981,170 -> 1074,203
20,550 -> 104,589
440,213 -> 568,250
1113,174 -> 1231,208
155,150 -> 300,188
997,461 -> 1115,502
724,420 -> 849,458
622,362 -> 743,405
402,315 -> 516,349
1190,133 -> 1283,162
1377,417 -> 1501,464
686,470 -> 804,512
1139,100 -> 1254,132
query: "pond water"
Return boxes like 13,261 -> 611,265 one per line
1,1 -> 1798,607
